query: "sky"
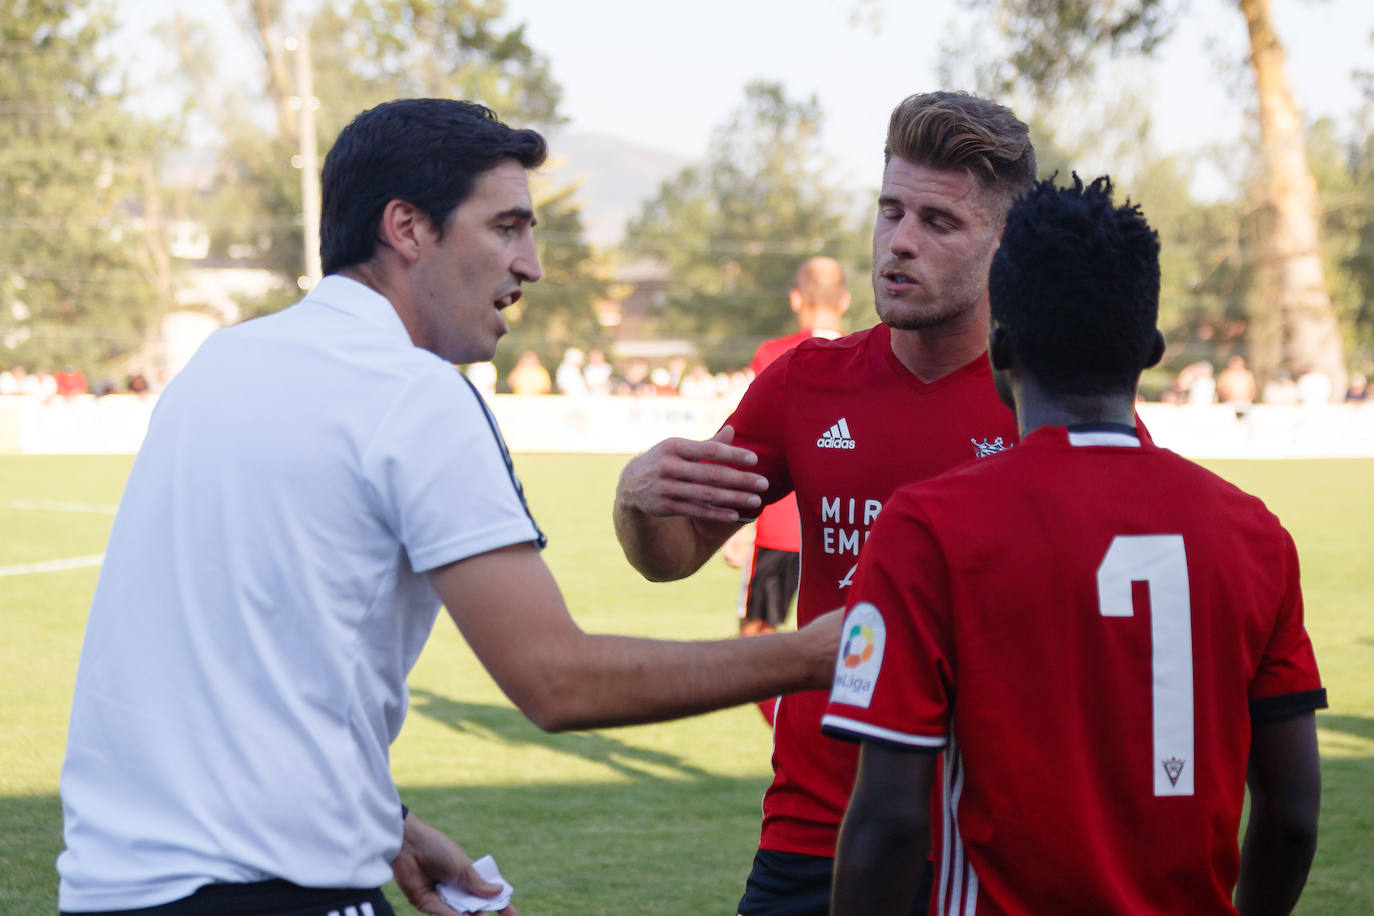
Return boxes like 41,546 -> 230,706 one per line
496,0 -> 1372,193
119,0 -> 1373,195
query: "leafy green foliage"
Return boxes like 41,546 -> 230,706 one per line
945,0 -> 1355,389
1309,110 -> 1374,367
961,0 -> 1176,103
309,0 -> 563,141
495,180 -> 611,375
0,1 -> 173,372
624,82 -> 868,353
175,0 -> 603,331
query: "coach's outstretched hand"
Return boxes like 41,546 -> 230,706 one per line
392,812 -> 517,916
614,426 -> 769,582
799,608 -> 847,691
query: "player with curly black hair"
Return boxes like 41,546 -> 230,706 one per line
827,176 -> 1325,915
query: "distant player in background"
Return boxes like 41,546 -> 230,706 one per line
727,256 -> 850,726
827,176 -> 1325,915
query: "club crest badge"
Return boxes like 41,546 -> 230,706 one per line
971,436 -> 1010,458
1162,756 -> 1186,787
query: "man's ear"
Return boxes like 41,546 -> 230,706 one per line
1145,330 -> 1166,369
377,199 -> 432,263
988,326 -> 1014,371
788,289 -> 803,315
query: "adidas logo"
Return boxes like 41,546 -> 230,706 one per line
817,418 -> 857,450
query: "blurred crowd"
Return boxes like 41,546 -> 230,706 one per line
0,365 -> 159,400
463,347 -> 755,400
1154,356 -> 1369,409
8,350 -> 1371,409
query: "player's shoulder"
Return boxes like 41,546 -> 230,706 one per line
750,330 -> 810,371
781,325 -> 876,366
1150,445 -> 1286,530
759,329 -> 812,351
890,449 -> 1012,511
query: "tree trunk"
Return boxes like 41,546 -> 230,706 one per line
139,162 -> 175,375
245,0 -> 298,141
1240,0 -> 1346,400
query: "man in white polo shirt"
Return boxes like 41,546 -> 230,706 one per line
58,99 -> 841,916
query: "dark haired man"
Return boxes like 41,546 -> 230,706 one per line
614,91 -> 1035,914
57,99 -> 840,916
827,176 -> 1324,915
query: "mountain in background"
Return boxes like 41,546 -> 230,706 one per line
539,131 -> 692,246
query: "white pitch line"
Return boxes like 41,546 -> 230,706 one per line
4,498 -> 118,515
0,554 -> 105,578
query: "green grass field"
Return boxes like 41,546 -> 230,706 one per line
1,453 -> 1371,914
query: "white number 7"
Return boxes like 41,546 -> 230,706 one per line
1096,535 -> 1194,797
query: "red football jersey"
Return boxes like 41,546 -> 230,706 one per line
724,323 -> 1018,856
749,329 -> 842,552
822,424 -> 1326,915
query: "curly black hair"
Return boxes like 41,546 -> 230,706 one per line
989,174 -> 1161,395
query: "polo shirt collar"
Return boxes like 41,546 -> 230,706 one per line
306,274 -> 416,346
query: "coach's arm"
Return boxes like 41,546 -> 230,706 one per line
612,426 -> 764,581
1235,711 -> 1321,916
832,742 -> 936,916
430,542 -> 841,733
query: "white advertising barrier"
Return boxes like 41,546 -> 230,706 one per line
485,394 -> 738,453
0,394 -> 156,455
3,394 -> 1374,458
1135,402 -> 1374,459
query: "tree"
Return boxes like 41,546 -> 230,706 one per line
0,0 -> 174,374
308,0 -> 562,140
1119,154 -> 1263,393
1308,72 -> 1374,369
169,0 -> 603,331
495,178 -> 611,377
623,82 -> 867,364
953,0 -> 1349,397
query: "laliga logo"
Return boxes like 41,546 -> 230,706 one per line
842,624 -> 875,668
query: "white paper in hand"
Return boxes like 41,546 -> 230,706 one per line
435,855 -> 514,913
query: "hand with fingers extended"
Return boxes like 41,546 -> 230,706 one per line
392,812 -> 518,916
614,426 -> 771,581
618,425 -> 768,522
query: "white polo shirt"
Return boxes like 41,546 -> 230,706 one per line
58,276 -> 544,911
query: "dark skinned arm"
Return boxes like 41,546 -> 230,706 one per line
1235,711 -> 1321,916
832,741 -> 937,916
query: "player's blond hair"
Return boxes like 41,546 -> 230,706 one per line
885,91 -> 1036,215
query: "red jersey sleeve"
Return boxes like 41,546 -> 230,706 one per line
1248,527 -> 1327,723
821,491 -> 952,750
722,349 -> 795,506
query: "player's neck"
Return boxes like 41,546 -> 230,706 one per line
799,308 -> 843,335
888,320 -> 990,384
1013,377 -> 1138,437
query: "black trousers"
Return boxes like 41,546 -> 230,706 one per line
737,848 -> 932,915
743,546 -> 802,627
61,879 -> 394,916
